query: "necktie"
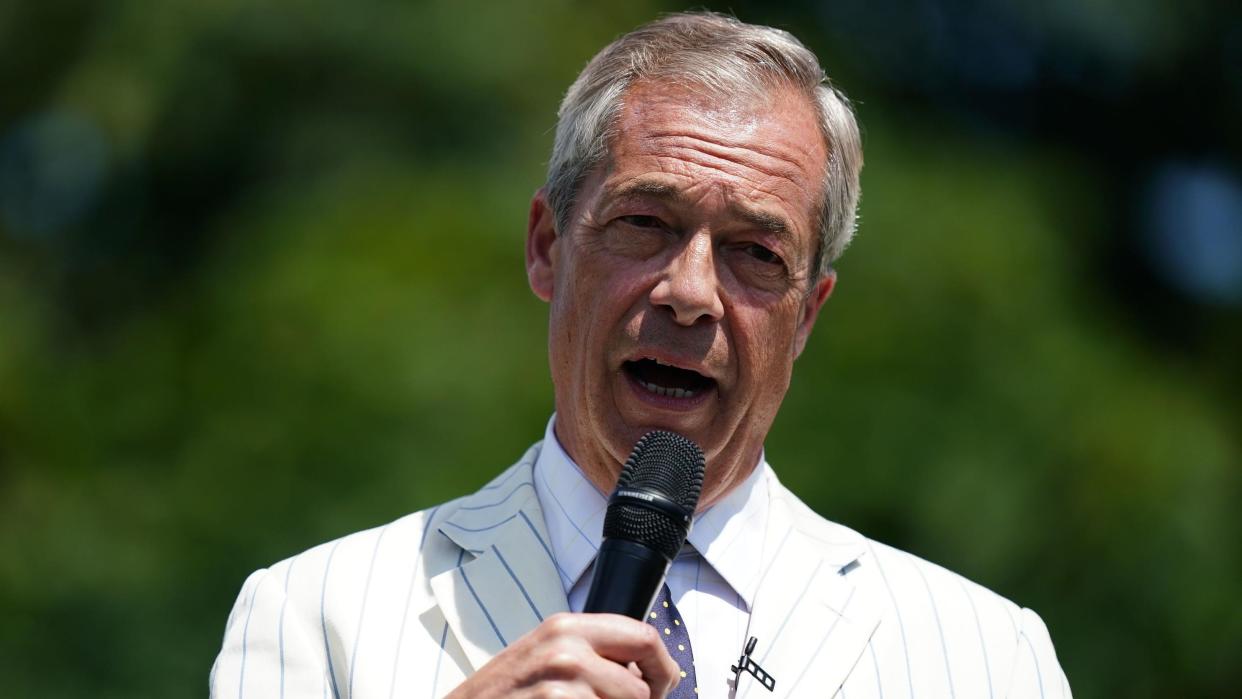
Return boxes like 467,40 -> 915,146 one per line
647,584 -> 698,698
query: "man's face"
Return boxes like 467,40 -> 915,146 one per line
526,81 -> 835,508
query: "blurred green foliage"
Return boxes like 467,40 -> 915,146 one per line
1,0 -> 1239,697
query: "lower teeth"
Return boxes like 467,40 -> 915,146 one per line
639,380 -> 695,398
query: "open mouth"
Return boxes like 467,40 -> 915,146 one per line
622,358 -> 715,399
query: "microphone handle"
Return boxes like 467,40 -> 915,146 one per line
583,538 -> 672,619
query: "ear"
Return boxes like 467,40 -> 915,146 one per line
526,187 -> 558,302
793,269 -> 836,358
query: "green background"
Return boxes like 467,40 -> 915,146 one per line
1,0 -> 1239,696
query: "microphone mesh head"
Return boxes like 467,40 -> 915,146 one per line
604,431 -> 706,560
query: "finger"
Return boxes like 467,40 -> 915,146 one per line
567,614 -> 680,696
629,635 -> 681,699
555,652 -> 652,699
513,679 -> 592,699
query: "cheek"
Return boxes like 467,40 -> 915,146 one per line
547,272 -> 588,363
580,255 -> 663,315
734,306 -> 803,377
549,256 -> 644,360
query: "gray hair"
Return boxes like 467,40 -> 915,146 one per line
546,11 -> 863,276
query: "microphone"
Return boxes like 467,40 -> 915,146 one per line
583,430 -> 705,618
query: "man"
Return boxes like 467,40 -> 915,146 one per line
211,12 -> 1069,698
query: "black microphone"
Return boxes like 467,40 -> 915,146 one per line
583,430 -> 705,618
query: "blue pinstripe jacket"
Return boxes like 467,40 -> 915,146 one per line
211,441 -> 1070,698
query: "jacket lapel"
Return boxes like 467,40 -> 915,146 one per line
429,454 -> 571,671
733,482 -> 880,699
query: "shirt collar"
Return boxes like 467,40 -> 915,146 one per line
532,414 -> 771,609
685,448 -> 770,609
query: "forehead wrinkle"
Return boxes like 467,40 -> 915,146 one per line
645,130 -> 813,182
647,138 -> 822,211
614,81 -> 827,194
645,131 -> 809,188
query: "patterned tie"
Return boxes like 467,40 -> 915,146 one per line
647,584 -> 698,698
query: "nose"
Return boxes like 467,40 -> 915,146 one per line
649,232 -> 725,326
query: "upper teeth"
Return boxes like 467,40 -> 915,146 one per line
638,380 -> 695,399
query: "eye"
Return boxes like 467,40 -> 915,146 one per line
618,214 -> 664,229
744,243 -> 783,266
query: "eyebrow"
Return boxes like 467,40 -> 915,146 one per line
608,179 -> 796,243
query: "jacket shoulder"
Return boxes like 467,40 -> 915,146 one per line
858,539 -> 1070,696
211,444 -> 543,698
769,477 -> 1069,696
210,502 -> 467,698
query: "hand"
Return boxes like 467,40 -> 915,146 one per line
445,612 -> 681,699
